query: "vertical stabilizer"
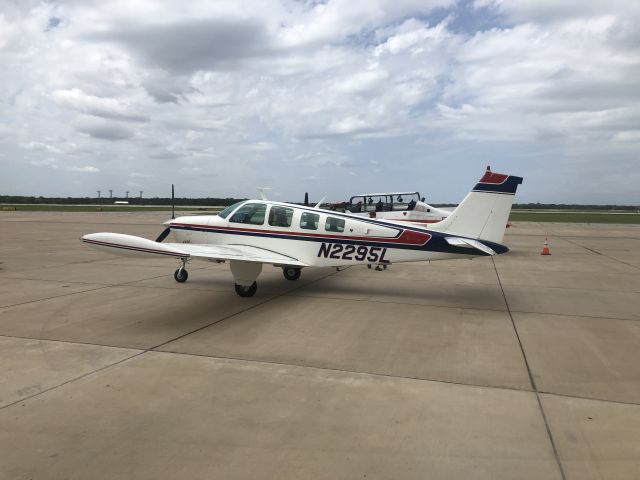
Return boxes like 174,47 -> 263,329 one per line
430,167 -> 523,243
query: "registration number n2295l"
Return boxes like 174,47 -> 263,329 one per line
317,243 -> 387,262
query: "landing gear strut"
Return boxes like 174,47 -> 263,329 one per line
235,282 -> 257,297
230,260 -> 262,298
282,267 -> 301,281
174,259 -> 188,283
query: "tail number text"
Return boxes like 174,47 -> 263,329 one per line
317,243 -> 387,262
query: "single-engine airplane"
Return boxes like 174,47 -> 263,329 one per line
82,167 -> 522,297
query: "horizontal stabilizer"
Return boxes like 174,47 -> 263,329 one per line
445,237 -> 497,256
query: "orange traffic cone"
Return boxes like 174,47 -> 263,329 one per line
541,238 -> 551,255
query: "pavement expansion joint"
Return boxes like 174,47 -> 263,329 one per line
560,235 -> 640,271
148,268 -> 340,352
285,291 -> 509,313
0,333 -> 143,352
492,257 -> 568,480
155,348 -> 537,395
0,350 -> 145,411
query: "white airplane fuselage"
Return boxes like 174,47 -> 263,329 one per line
167,201 -> 504,268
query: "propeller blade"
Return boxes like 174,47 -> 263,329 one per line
171,184 -> 175,220
155,227 -> 171,243
304,192 -> 309,206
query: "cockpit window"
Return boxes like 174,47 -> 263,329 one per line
325,216 -> 345,233
268,206 -> 294,228
229,203 -> 267,225
218,201 -> 246,219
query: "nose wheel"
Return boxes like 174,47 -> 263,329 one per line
174,267 -> 188,283
174,258 -> 189,283
282,267 -> 301,281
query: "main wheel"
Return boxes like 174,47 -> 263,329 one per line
282,267 -> 301,281
174,268 -> 188,283
235,282 -> 257,297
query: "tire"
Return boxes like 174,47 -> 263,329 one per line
235,282 -> 257,297
174,268 -> 188,283
283,267 -> 301,281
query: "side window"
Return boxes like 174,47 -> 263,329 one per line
268,206 -> 294,228
300,212 -> 319,230
229,203 -> 267,225
325,216 -> 345,233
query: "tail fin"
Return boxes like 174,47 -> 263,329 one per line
431,167 -> 523,243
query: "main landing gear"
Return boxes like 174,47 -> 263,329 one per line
230,260 -> 262,298
235,282 -> 257,297
282,267 -> 301,281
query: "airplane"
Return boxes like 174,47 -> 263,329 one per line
344,191 -> 451,224
81,166 -> 523,297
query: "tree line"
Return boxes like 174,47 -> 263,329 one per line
0,196 -> 245,206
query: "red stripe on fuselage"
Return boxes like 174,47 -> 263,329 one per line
170,223 -> 432,246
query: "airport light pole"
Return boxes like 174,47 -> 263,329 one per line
126,191 -> 129,199
109,189 -> 113,199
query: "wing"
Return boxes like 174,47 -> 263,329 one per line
81,233 -> 308,266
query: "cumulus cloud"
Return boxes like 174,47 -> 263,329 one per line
53,88 -> 149,122
0,0 -> 639,203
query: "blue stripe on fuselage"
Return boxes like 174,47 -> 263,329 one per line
170,224 -> 508,256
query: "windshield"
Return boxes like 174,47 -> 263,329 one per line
217,201 -> 246,219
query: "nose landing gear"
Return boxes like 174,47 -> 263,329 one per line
174,258 -> 189,283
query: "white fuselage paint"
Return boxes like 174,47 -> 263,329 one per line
168,201 -> 475,268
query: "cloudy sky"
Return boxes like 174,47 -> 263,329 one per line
1,0 -> 639,203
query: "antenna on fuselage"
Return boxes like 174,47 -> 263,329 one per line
257,187 -> 271,200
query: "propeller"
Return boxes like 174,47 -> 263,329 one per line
171,184 -> 175,220
304,192 -> 309,206
156,184 -> 175,243
155,227 -> 171,243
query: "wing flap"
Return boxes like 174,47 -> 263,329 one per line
166,243 -> 308,266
